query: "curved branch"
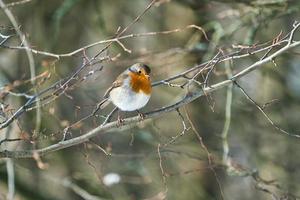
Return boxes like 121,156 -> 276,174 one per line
0,37 -> 290,130
0,0 -> 157,130
0,0 -> 41,134
1,25 -> 207,59
1,32 -> 300,158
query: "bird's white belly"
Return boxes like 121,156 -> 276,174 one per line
109,86 -> 151,111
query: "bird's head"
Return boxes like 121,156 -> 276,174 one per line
129,63 -> 151,77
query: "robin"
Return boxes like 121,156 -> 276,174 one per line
98,63 -> 152,122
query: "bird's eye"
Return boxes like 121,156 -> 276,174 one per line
138,70 -> 142,74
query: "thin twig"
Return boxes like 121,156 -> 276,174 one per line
89,141 -> 111,156
157,144 -> 167,186
0,0 -> 157,130
0,25 -> 207,59
1,23 -> 300,158
233,81 -> 300,138
0,34 -> 292,129
0,0 -> 41,135
6,159 -> 15,200
62,178 -> 106,200
184,107 -> 225,200
4,124 -> 15,200
163,108 -> 190,145
221,60 -> 233,164
288,21 -> 300,46
6,0 -> 32,8
0,33 -> 14,45
1,35 -> 300,158
152,38 -> 290,87
0,138 -> 22,146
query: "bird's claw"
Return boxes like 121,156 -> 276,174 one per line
117,116 -> 124,127
137,111 -> 145,121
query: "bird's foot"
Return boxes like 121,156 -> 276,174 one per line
117,115 -> 124,127
136,110 -> 145,121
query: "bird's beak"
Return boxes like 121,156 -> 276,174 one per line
128,68 -> 134,73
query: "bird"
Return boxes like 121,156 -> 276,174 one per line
98,63 -> 152,123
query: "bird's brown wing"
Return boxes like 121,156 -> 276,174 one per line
103,72 -> 129,98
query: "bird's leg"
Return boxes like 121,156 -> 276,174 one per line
136,110 -> 145,120
117,109 -> 124,126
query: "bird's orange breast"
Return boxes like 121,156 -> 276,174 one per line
129,72 -> 152,95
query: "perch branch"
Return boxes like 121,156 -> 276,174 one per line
1,30 -> 300,158
1,21 -> 300,158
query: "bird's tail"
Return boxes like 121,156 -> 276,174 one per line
92,98 -> 110,115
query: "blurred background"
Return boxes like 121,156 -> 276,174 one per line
0,0 -> 300,199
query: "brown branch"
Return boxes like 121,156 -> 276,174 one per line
157,144 -> 167,186
0,27 -> 293,130
233,81 -> 300,138
6,0 -> 32,8
152,38 -> 289,87
0,0 -> 157,130
0,0 -> 41,135
0,25 -> 208,59
1,22 -> 300,158
162,108 -> 190,146
185,107 -> 225,200
1,29 -> 300,158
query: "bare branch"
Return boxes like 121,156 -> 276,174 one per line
0,0 -> 41,135
162,108 -> 190,145
221,60 -> 233,164
0,30 -> 293,130
233,81 -> 300,138
0,0 -> 157,129
6,159 -> 15,200
1,25 -> 300,157
62,178 -> 106,200
185,107 -> 225,200
6,0 -> 32,8
157,144 -> 167,186
288,21 -> 300,46
0,25 -> 208,59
